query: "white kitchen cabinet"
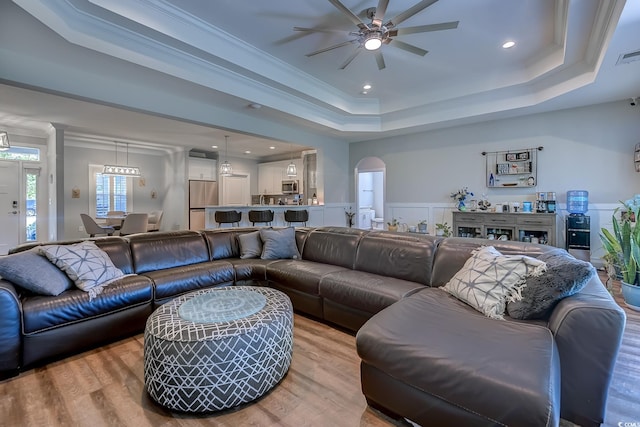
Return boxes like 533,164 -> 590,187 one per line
188,158 -> 217,180
258,159 -> 303,195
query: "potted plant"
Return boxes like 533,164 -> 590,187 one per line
418,220 -> 428,233
387,218 -> 399,232
435,222 -> 452,237
600,196 -> 640,310
450,187 -> 473,211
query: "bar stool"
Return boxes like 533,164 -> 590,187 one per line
248,210 -> 274,226
284,209 -> 308,227
214,210 -> 241,227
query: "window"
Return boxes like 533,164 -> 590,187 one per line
25,168 -> 39,241
89,165 -> 133,217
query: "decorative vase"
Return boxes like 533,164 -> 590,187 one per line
388,225 -> 398,232
621,281 -> 640,311
418,223 -> 427,233
457,200 -> 466,211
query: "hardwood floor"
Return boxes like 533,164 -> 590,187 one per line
0,276 -> 637,426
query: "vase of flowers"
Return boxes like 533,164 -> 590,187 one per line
451,187 -> 473,211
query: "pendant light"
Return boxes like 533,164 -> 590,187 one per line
103,141 -> 141,176
0,130 -> 10,151
286,143 -> 297,177
220,135 -> 233,177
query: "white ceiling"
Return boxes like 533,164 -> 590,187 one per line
1,0 -> 639,157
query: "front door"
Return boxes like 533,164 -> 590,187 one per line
0,161 -> 21,254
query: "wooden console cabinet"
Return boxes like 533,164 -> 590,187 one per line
452,211 -> 557,246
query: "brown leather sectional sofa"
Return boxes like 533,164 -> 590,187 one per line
0,227 -> 626,426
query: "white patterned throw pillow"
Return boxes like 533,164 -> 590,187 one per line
443,246 -> 547,319
40,241 -> 124,299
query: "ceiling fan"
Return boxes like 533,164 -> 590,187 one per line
294,0 -> 458,70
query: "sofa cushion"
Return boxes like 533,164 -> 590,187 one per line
40,241 -> 125,299
355,233 -> 438,285
319,270 -> 425,314
143,260 -> 235,301
357,287 -> 560,427
128,231 -> 210,274
301,227 -> 366,269
0,247 -> 73,296
238,231 -> 263,259
507,251 -> 595,320
431,238 -> 555,287
260,227 -> 300,260
443,246 -> 546,319
21,274 -> 153,334
266,260 -> 347,295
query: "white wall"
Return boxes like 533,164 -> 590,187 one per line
350,101 -> 640,262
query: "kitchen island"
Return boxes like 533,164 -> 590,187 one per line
204,205 -> 324,228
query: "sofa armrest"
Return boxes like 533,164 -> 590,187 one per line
547,277 -> 626,427
0,280 -> 23,378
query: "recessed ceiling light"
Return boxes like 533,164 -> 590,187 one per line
502,41 -> 516,49
361,91 -> 369,95
363,84 -> 372,90
211,145 -> 218,149
244,150 -> 251,154
269,146 -> 276,150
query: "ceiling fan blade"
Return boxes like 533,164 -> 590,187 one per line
372,0 -> 390,27
328,0 -> 369,30
293,26 -> 346,34
375,51 -> 386,70
389,39 -> 429,56
385,0 -> 438,28
395,21 -> 459,35
306,40 -> 357,57
340,48 -> 362,69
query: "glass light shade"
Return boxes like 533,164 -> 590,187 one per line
220,161 -> 233,176
102,164 -> 141,176
286,162 -> 297,177
364,35 -> 382,51
0,131 -> 10,151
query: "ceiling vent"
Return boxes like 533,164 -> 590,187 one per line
189,149 -> 218,160
617,49 -> 640,65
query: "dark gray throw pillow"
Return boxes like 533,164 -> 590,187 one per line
507,251 -> 595,320
259,227 -> 300,260
0,247 -> 74,295
238,231 -> 263,259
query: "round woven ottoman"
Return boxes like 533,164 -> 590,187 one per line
144,286 -> 293,412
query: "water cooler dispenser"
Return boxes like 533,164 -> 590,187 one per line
565,191 -> 590,262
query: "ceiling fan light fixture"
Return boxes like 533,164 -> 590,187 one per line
364,33 -> 383,50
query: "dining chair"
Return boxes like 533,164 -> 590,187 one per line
147,210 -> 164,232
80,214 -> 115,237
106,210 -> 125,230
119,213 -> 149,236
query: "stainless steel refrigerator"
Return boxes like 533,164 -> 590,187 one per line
189,180 -> 218,230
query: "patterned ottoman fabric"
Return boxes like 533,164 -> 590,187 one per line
144,286 -> 294,412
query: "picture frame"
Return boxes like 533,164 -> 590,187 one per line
505,153 -> 517,161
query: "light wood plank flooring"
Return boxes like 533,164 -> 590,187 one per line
0,275 -> 638,427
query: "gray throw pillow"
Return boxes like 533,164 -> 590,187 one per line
0,247 -> 74,296
238,231 -> 263,259
40,241 -> 124,299
507,251 -> 595,320
259,227 -> 301,260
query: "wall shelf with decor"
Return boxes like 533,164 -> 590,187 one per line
483,147 -> 542,188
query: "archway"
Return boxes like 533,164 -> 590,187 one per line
355,157 -> 385,230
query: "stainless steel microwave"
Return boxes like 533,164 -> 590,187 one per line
282,180 -> 299,194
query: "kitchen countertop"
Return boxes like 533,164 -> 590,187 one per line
206,205 -> 322,208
